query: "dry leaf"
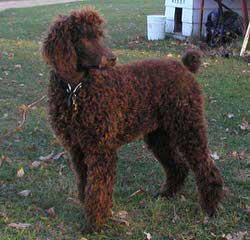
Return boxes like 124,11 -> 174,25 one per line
2,113 -> 8,119
1,155 -> 13,167
52,152 -> 65,161
172,213 -> 180,223
39,151 -> 54,161
180,195 -> 186,202
203,216 -> 209,224
18,190 -> 31,197
118,210 -> 128,219
14,64 -> 22,70
144,231 -> 152,240
126,231 -> 133,236
50,138 -> 58,147
203,62 -> 210,67
31,161 -> 41,168
225,231 -> 248,240
139,199 -> 147,208
244,205 -> 250,214
8,223 -> 31,229
0,212 -> 6,217
66,197 -> 81,205
229,152 -> 238,158
228,113 -> 234,119
30,205 -> 43,213
240,119 -> 250,131
172,206 -> 180,223
211,232 -> 217,238
111,217 -> 129,226
239,152 -> 250,159
46,207 -> 56,218
17,168 -> 24,177
208,96 -> 217,103
211,152 -> 220,160
2,155 -> 13,163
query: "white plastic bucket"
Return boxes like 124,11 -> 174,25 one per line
147,15 -> 166,40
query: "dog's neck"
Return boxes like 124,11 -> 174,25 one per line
55,70 -> 88,85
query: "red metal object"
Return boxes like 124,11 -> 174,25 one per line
241,0 -> 249,33
199,0 -> 205,38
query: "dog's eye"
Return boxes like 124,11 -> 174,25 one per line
97,30 -> 104,37
88,32 -> 97,39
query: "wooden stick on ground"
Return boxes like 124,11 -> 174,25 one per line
240,21 -> 250,56
0,95 -> 47,141
17,95 -> 47,130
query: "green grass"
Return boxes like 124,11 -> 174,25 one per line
0,0 -> 249,239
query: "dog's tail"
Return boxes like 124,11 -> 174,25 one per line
182,50 -> 201,74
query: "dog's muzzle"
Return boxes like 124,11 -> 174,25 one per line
100,55 -> 117,68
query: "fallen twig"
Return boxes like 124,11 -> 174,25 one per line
110,217 -> 129,227
17,95 -> 47,130
0,95 -> 47,141
128,189 -> 146,198
39,151 -> 65,162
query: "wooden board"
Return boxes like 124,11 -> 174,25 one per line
240,21 -> 250,56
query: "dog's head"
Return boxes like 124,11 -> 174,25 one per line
42,7 -> 117,74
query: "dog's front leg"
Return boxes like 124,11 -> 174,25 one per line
82,150 -> 118,234
68,145 -> 88,202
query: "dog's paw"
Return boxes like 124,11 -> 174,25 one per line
153,191 -> 176,199
199,180 -> 224,217
201,204 -> 217,218
154,184 -> 178,199
80,224 -> 96,235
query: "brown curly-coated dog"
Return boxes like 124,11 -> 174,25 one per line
42,7 -> 223,233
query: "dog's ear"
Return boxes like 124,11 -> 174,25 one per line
82,7 -> 105,26
42,15 -> 77,74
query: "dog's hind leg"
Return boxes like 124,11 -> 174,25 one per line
145,128 -> 189,198
82,149 -> 118,233
69,145 -> 88,202
173,96 -> 224,217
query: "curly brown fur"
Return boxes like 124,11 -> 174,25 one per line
42,7 -> 224,233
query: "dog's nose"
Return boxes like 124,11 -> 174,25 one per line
109,55 -> 117,61
100,55 -> 117,68
108,55 -> 117,63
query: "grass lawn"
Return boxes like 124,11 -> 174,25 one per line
0,0 -> 249,239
